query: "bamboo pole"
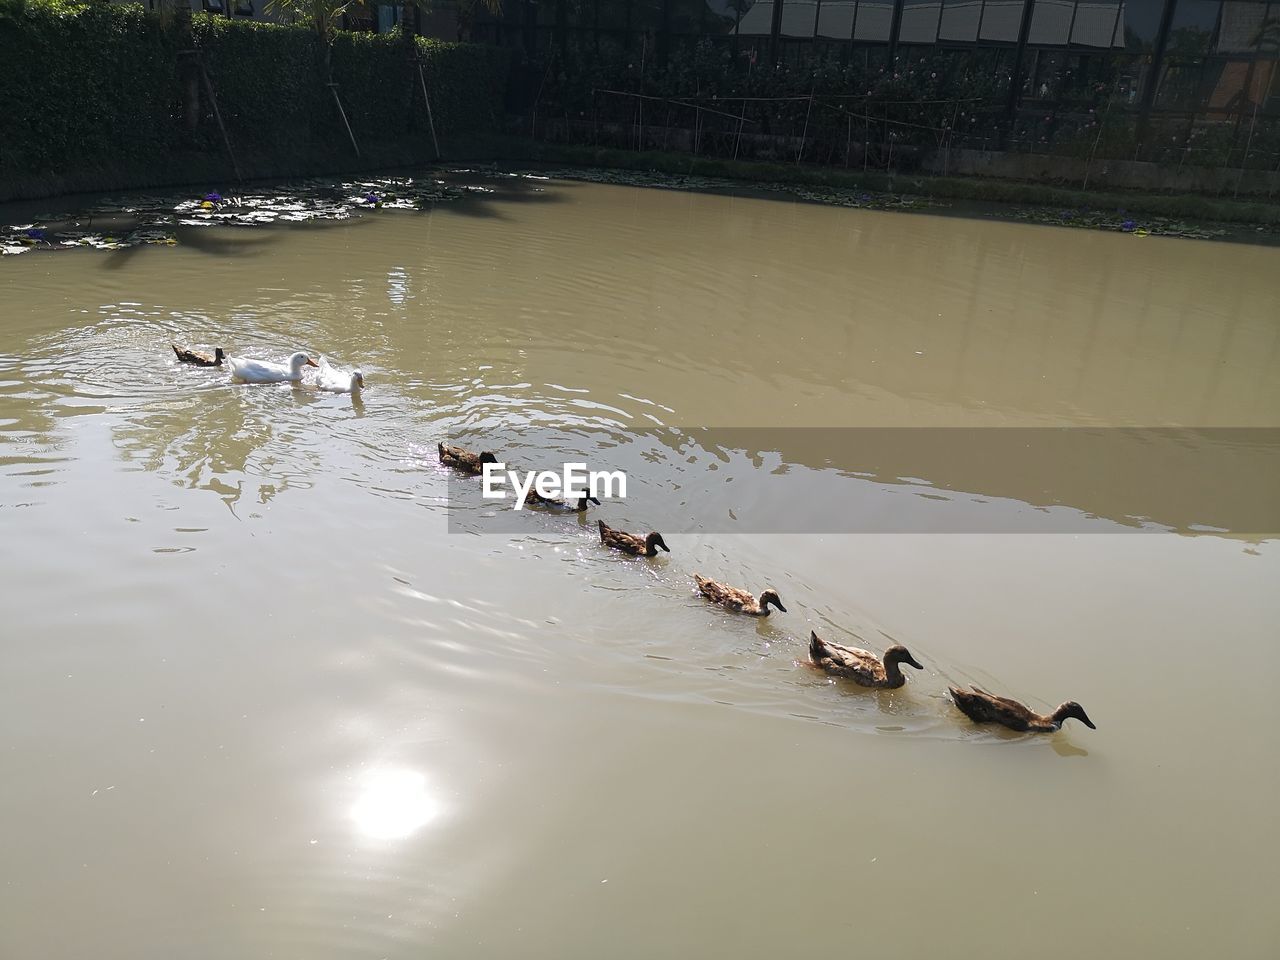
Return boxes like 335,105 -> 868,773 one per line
1082,83 -> 1117,193
200,67 -> 242,182
733,100 -> 748,161
184,50 -> 242,183
796,89 -> 814,166
416,62 -> 441,159
1236,98 -> 1261,199
329,83 -> 361,158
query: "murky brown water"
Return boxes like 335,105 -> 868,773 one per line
2,177 -> 1278,959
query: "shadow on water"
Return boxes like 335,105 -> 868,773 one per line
100,224 -> 286,269
428,173 -> 573,220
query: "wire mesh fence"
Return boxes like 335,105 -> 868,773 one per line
465,0 -> 1280,188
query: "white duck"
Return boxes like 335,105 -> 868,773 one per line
314,356 -> 365,393
225,351 -> 317,384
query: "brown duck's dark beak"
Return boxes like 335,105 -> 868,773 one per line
774,601 -> 788,613
1081,714 -> 1097,730
906,654 -> 924,670
588,496 -> 601,505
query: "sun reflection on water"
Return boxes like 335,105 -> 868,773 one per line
350,769 -> 440,840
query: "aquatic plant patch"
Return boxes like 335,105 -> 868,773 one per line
0,177 -> 498,256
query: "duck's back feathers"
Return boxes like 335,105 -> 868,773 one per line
693,575 -> 779,615
598,520 -> 666,556
173,345 -> 223,366
694,575 -> 752,608
948,686 -> 1085,733
438,442 -> 496,475
809,631 -> 889,686
526,489 -> 598,511
598,519 -> 643,554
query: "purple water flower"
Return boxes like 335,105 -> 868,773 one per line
1120,219 -> 1136,232
365,192 -> 380,205
25,228 -> 46,240
204,192 -> 222,203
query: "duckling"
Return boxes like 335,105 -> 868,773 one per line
598,519 -> 669,557
173,345 -> 224,367
525,490 -> 600,512
808,631 -> 924,688
692,574 -> 785,616
949,686 -> 1096,733
438,442 -> 498,475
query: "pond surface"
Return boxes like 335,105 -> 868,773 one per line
1,175 -> 1278,959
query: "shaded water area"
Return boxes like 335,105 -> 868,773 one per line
2,175 -> 1278,959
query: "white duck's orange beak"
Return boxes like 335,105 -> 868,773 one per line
306,357 -> 319,367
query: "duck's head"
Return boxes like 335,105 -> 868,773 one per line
290,352 -> 319,370
479,452 -> 499,465
885,645 -> 924,671
351,371 -> 365,390
645,532 -> 670,554
1054,701 -> 1096,730
214,347 -> 225,363
758,589 -> 787,613
575,495 -> 601,511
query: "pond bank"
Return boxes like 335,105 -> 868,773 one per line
5,144 -> 1279,251
462,138 -> 1280,239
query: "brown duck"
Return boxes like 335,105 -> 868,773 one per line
808,631 -> 924,688
692,574 -> 785,615
525,490 -> 601,511
598,519 -> 669,557
173,345 -> 224,367
438,442 -> 498,475
949,686 -> 1096,733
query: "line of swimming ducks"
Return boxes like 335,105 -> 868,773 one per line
437,440 -> 1097,736
176,342 -> 1095,735
173,344 -> 364,392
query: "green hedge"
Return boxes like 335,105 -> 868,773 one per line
0,2 -> 510,190
194,14 -> 321,146
0,3 -> 178,177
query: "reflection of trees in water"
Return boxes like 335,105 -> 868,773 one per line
111,385 -> 329,514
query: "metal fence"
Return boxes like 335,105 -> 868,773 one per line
471,0 -> 1280,124
456,0 -> 1280,176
